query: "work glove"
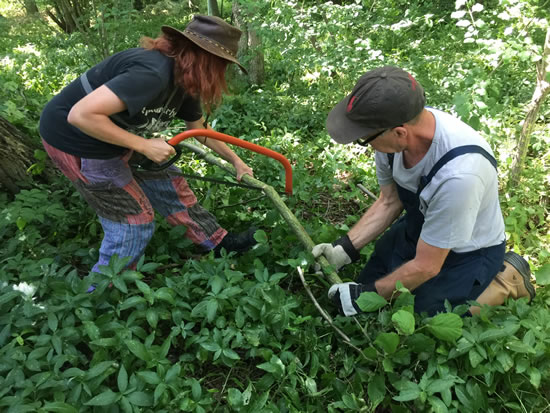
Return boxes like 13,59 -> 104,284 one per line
328,281 -> 376,316
312,234 -> 361,271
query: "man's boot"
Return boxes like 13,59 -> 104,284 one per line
470,251 -> 536,315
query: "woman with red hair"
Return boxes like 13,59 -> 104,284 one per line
39,15 -> 257,282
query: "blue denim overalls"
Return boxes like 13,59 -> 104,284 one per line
357,145 -> 505,315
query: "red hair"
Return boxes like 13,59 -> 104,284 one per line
141,34 -> 229,113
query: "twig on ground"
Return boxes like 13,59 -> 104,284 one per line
357,184 -> 378,200
297,266 -> 369,361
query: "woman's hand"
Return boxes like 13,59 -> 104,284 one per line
141,138 -> 176,164
234,159 -> 254,181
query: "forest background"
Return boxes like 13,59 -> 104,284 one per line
1,0 -> 549,412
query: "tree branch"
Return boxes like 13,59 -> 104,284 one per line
179,140 -> 343,284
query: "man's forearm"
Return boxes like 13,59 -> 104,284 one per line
374,260 -> 431,299
374,239 -> 450,299
348,190 -> 403,250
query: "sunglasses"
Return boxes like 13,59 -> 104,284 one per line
356,125 -> 403,147
356,129 -> 388,146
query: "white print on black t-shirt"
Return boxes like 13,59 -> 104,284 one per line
125,106 -> 179,137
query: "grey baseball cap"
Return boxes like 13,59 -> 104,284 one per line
326,66 -> 426,144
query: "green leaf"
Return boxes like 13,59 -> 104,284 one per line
120,396 -> 133,413
356,291 -> 388,312
86,361 -> 114,379
367,375 -> 386,407
428,396 -> 449,413
165,364 -> 181,382
342,394 -> 359,409
201,342 -> 221,352
374,332 -> 400,354
0,291 -> 21,306
146,309 -> 158,329
393,381 -> 420,402
83,321 -> 100,340
427,313 -> 463,342
154,383 -> 167,405
211,276 -> 224,295
41,402 -> 79,413
497,352 -> 514,372
90,338 -> 118,347
51,335 -> 62,355
112,277 -> 128,293
478,324 -> 520,342
125,339 -> 151,362
253,229 -> 268,243
118,365 -> 128,393
426,378 -> 457,395
138,371 -> 161,385
223,348 -> 240,360
16,217 -> 27,230
119,296 -> 147,311
257,356 -> 285,379
227,388 -> 243,407
155,287 -> 175,304
28,346 -> 50,360
304,377 -> 317,394
392,310 -> 415,335
528,367 -> 541,388
191,378 -> 202,401
505,339 -> 536,354
469,349 -> 484,368
139,262 -> 161,273
85,390 -> 120,406
47,313 -> 58,332
136,280 -> 152,297
535,263 -> 550,285
207,299 -> 218,322
127,391 -> 153,407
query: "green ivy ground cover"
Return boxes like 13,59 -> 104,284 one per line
1,0 -> 549,411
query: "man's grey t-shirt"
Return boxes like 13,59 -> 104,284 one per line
375,108 -> 505,253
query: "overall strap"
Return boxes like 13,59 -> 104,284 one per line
80,71 -> 94,94
417,145 -> 497,196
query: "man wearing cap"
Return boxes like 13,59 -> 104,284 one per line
39,15 -> 258,281
313,66 -> 535,316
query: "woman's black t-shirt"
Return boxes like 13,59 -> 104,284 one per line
39,48 -> 202,159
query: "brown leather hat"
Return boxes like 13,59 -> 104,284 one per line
162,15 -> 247,74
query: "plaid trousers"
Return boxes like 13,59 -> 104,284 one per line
42,139 -> 226,273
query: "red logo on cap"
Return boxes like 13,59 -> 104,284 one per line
408,74 -> 417,90
347,96 -> 356,112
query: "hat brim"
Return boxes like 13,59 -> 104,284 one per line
326,94 -> 378,144
161,25 -> 248,74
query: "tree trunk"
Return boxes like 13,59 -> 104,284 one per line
231,1 -> 264,85
46,0 -> 88,33
0,117 -> 54,196
207,0 -> 220,16
247,29 -> 265,85
24,0 -> 39,15
509,28 -> 550,185
232,1 -> 248,55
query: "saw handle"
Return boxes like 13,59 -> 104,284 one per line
137,145 -> 182,171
